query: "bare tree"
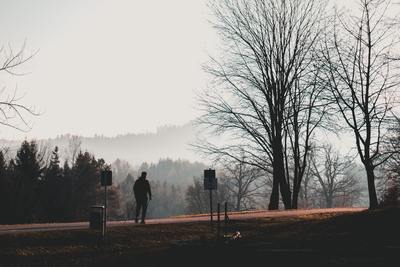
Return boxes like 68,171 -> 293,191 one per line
0,42 -> 37,131
284,69 -> 332,208
298,151 -> 317,208
196,0 -> 327,209
219,157 -> 265,211
310,144 -> 362,208
379,115 -> 400,205
37,140 -> 53,168
185,177 -> 231,214
384,116 -> 400,178
112,159 -> 135,184
320,0 -> 400,209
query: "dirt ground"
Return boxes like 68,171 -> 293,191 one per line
0,208 -> 399,266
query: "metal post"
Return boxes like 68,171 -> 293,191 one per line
217,203 -> 221,239
210,188 -> 213,223
224,202 -> 228,235
103,185 -> 107,239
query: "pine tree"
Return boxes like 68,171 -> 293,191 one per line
71,152 -> 103,220
42,146 -> 65,221
14,140 -> 43,223
0,151 -> 9,223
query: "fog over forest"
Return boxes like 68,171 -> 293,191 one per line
0,120 -> 371,222
0,123 -> 203,165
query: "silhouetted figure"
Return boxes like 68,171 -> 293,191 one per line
133,171 -> 152,224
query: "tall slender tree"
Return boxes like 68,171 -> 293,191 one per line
320,0 -> 400,209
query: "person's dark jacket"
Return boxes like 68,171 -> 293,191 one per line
133,178 -> 152,200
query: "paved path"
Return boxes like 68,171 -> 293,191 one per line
0,207 -> 365,235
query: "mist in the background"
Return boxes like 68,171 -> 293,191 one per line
0,0 -> 217,139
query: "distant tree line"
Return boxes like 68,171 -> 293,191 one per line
0,140 -> 121,224
0,140 -> 375,225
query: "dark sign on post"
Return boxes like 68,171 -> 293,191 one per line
204,169 -> 217,224
204,177 -> 218,190
101,170 -> 112,186
204,169 -> 217,190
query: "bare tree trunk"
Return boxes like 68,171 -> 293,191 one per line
292,189 -> 299,209
275,139 -> 292,209
366,162 -> 378,209
326,197 -> 332,209
270,142 -> 283,209
269,174 -> 280,210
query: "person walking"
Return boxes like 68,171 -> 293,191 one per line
133,171 -> 152,224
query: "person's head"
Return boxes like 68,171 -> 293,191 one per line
139,171 -> 147,180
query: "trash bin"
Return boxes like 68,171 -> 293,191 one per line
89,205 -> 104,230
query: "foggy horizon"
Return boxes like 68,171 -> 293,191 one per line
0,121 -> 196,141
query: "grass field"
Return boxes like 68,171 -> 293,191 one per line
0,208 -> 399,266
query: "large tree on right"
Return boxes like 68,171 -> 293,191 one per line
321,0 -> 400,209
197,0 -> 327,210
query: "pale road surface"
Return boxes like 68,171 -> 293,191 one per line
0,208 -> 365,235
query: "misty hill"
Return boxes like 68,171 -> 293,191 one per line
0,123 -> 207,166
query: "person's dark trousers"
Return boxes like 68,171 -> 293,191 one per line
135,197 -> 148,223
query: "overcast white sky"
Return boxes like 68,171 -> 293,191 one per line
0,0 -> 399,140
0,0 -> 217,139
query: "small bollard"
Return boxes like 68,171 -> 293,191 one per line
89,205 -> 104,231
